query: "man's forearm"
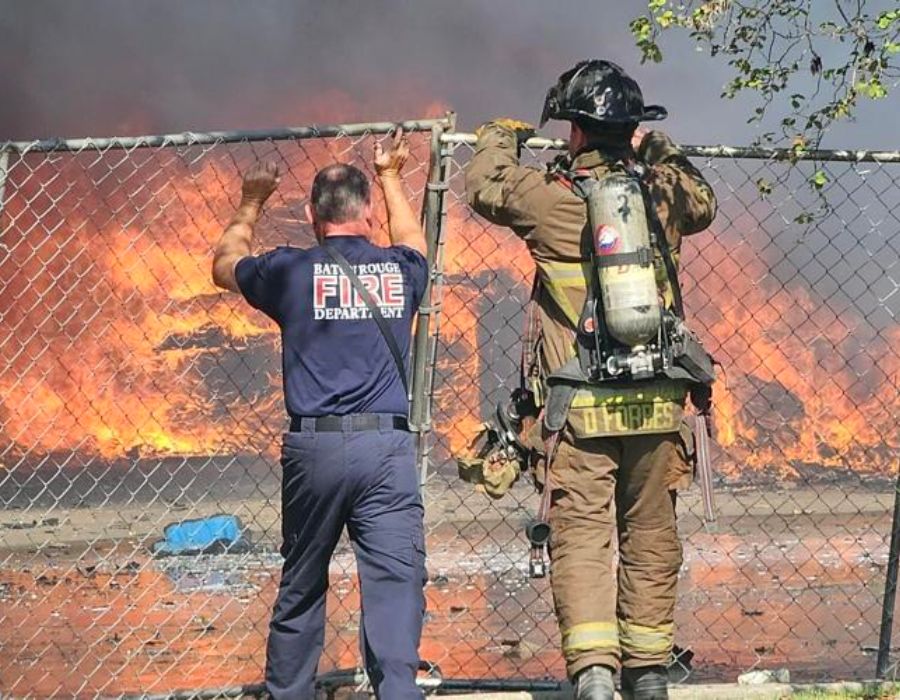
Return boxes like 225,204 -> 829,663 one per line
212,201 -> 261,292
380,174 -> 426,256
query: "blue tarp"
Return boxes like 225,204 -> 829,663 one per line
152,514 -> 249,556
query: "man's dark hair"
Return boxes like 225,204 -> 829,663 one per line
310,164 -> 371,224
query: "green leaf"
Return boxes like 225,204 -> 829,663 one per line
756,178 -> 773,197
876,10 -> 898,30
630,16 -> 652,41
810,170 -> 828,189
856,79 -> 888,99
657,10 -> 676,28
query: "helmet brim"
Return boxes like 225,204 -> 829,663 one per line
641,105 -> 668,121
539,87 -> 559,127
540,104 -> 668,127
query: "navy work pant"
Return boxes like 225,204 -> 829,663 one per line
265,417 -> 426,699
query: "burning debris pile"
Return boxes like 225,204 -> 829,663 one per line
431,192 -> 899,484
0,152 -> 280,463
0,138 -> 896,488
0,136 -> 429,472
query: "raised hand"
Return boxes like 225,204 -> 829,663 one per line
374,127 -> 410,178
241,161 -> 280,207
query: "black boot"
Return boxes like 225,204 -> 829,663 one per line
621,665 -> 668,700
573,664 -> 615,700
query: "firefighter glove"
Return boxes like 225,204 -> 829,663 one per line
476,118 -> 536,143
637,130 -> 681,165
481,452 -> 521,499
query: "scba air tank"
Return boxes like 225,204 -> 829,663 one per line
586,173 -> 661,347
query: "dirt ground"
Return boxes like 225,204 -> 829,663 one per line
0,481 -> 894,697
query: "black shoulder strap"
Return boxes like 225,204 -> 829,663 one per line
554,168 -> 611,379
519,273 -> 541,392
321,244 -> 410,395
622,160 -> 686,320
640,177 -> 685,319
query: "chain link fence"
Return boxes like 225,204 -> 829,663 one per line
0,120 -> 442,698
419,134 -> 900,688
0,118 -> 898,696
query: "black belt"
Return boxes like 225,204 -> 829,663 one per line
289,414 -> 409,433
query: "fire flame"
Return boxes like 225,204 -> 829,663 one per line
0,133 -> 896,482
0,158 -> 283,460
434,194 -> 899,479
0,127 -> 437,464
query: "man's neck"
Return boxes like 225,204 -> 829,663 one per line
319,220 -> 371,241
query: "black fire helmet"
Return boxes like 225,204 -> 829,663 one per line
540,59 -> 668,127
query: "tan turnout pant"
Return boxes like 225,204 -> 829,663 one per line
538,427 -> 693,678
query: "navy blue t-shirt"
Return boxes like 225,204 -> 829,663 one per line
235,235 -> 428,419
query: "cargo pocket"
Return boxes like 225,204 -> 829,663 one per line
668,419 -> 695,491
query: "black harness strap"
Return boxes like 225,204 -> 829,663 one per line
322,244 -> 410,395
594,248 -> 654,268
624,162 -> 687,320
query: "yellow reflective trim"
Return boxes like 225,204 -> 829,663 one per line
569,381 -> 686,437
540,260 -> 592,277
617,620 -> 674,654
536,265 -> 585,326
541,260 -> 592,286
570,381 -> 688,409
562,622 -> 620,653
569,403 -> 682,436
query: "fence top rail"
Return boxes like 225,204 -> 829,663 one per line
440,132 -> 900,163
1,116 -> 454,154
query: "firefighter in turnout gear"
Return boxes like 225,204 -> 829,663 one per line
465,60 -> 717,700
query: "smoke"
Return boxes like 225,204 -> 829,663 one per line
0,1 -> 793,142
2,0 -> 896,147
2,0 -> 894,146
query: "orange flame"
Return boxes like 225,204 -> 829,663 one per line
0,122 -> 445,464
433,200 -> 899,479
1,131 -> 896,481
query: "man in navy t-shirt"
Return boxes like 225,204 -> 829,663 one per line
212,130 -> 428,699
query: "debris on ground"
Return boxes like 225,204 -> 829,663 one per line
737,668 -> 791,685
151,514 -> 251,556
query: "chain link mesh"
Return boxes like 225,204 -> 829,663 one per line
0,124 -> 898,695
0,126 -> 434,697
419,138 -> 900,685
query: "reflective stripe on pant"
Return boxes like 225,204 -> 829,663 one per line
265,427 -> 426,700
546,430 -> 687,678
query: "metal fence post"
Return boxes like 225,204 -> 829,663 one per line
877,465 -> 900,678
410,115 -> 454,489
0,149 -> 9,219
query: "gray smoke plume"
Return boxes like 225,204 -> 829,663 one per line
1,0 -> 894,147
